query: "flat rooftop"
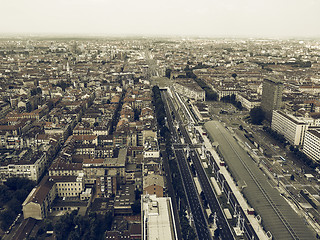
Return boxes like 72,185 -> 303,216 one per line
142,195 -> 177,240
175,78 -> 204,92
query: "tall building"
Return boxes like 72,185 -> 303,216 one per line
261,78 -> 283,121
271,110 -> 320,146
303,126 -> 320,163
271,110 -> 308,146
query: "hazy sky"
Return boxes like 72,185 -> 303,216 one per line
1,0 -> 320,38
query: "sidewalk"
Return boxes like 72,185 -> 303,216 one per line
196,126 -> 269,240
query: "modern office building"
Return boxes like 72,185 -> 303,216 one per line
261,78 -> 283,121
271,110 -> 309,146
303,127 -> 320,163
141,194 -> 178,240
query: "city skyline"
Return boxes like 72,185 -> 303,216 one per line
1,0 -> 320,38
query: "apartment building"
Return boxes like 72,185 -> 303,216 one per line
236,92 -> 261,110
303,127 -> 320,163
22,176 -> 56,220
23,174 -> 85,220
271,110 -> 309,146
0,150 -> 49,183
49,160 -> 83,177
52,175 -> 84,197
143,136 -> 159,159
174,79 -> 205,101
143,174 -> 165,197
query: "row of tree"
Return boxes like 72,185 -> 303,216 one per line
193,78 -> 218,101
220,94 -> 243,110
249,107 -> 265,125
52,80 -> 72,92
30,87 -> 42,96
109,90 -> 125,134
0,177 -> 35,231
152,86 -> 166,127
184,65 -> 218,101
289,145 -> 318,169
53,210 -> 113,240
166,65 -> 218,101
152,86 -> 174,156
263,126 -> 288,148
249,107 -> 318,170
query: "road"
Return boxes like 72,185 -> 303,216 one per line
167,92 -> 266,239
190,149 -> 235,240
175,149 -> 212,240
161,143 -> 183,240
175,111 -> 235,239
162,90 -> 213,239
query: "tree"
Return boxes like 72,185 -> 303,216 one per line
289,145 -> 295,152
47,100 -> 54,110
184,65 -> 190,71
236,101 -> 243,110
13,188 -> 29,202
7,198 -> 21,214
165,68 -> 172,78
214,228 -> 220,238
44,219 -> 53,231
134,109 -> 141,121
36,87 -> 42,95
5,177 -> 35,192
250,107 -> 265,125
0,209 -> 15,230
135,188 -> 142,201
131,200 -> 141,214
290,174 -> 295,181
232,73 -> 237,80
26,102 -> 32,112
230,94 -> 236,103
36,226 -> 45,236
0,185 -> 11,206
30,88 -> 37,96
104,212 -> 113,231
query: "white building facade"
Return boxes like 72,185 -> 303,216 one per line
174,81 -> 205,101
303,127 -> 320,163
272,110 -> 309,146
141,194 -> 178,240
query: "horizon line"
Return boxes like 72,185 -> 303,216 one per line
0,32 -> 320,41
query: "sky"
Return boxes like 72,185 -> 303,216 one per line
1,0 -> 320,38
